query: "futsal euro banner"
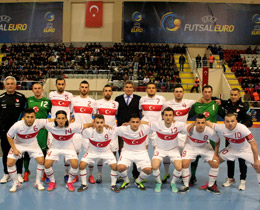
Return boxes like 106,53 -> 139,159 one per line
123,2 -> 260,44
0,2 -> 63,43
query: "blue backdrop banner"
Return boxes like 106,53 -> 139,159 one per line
123,2 -> 260,44
0,2 -> 63,43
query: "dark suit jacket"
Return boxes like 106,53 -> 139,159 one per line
115,94 -> 141,126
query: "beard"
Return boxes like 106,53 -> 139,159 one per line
104,95 -> 111,100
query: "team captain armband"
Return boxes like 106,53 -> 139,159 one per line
245,133 -> 254,142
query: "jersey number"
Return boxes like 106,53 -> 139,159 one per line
235,132 -> 241,138
40,101 -> 48,108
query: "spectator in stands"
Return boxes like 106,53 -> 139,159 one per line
190,77 -> 200,93
252,58 -> 257,67
243,91 -> 251,106
246,46 -> 252,54
196,54 -> 202,68
209,54 -> 214,68
252,90 -> 260,107
218,47 -> 224,60
143,75 -> 150,84
202,54 -> 208,67
1,43 -> 7,53
179,54 -> 185,71
255,46 -> 260,54
175,75 -> 181,85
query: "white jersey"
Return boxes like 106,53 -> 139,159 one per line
45,122 -> 83,148
164,99 -> 196,122
184,125 -> 219,147
139,95 -> 166,121
213,123 -> 254,150
115,124 -> 151,152
82,127 -> 115,153
7,119 -> 47,144
150,120 -> 186,150
71,96 -> 96,124
49,91 -> 73,119
96,99 -> 118,127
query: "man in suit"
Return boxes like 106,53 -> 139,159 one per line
115,80 -> 141,179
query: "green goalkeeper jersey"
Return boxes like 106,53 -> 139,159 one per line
189,100 -> 224,123
27,96 -> 52,150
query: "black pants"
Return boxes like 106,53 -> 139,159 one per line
190,86 -> 199,93
0,132 -> 23,174
225,140 -> 247,180
118,136 -> 140,179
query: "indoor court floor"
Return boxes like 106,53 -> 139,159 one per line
1,128 -> 260,210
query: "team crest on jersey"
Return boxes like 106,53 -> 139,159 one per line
203,111 -> 210,118
236,109 -> 240,112
182,103 -> 187,108
33,106 -> 39,113
16,98 -> 19,102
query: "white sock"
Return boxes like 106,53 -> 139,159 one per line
171,169 -> 182,184
110,170 -> 118,186
209,168 -> 219,187
182,168 -> 190,187
80,169 -> 87,186
97,159 -> 103,176
45,167 -> 55,183
64,159 -> 70,175
136,171 -> 150,183
68,168 -> 78,183
36,164 -> 44,183
257,173 -> 260,186
119,171 -> 129,183
153,169 -> 162,183
163,157 -> 170,175
8,166 -> 18,182
88,165 -> 94,176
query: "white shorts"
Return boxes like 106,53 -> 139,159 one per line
8,140 -> 43,160
46,147 -> 78,162
178,133 -> 187,149
152,147 -> 182,162
81,150 -> 116,166
219,145 -> 259,164
118,150 -> 151,171
182,142 -> 215,162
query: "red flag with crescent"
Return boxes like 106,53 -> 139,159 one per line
85,1 -> 103,27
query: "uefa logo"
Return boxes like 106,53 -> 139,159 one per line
44,12 -> 55,22
252,14 -> 260,24
160,12 -> 181,32
132,11 -> 142,22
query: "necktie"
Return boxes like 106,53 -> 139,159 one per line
126,96 -> 130,106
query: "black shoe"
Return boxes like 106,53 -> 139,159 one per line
110,185 -> 120,193
162,174 -> 170,184
178,186 -> 190,194
96,175 -> 102,184
207,186 -> 221,195
77,184 -> 88,192
134,180 -> 146,191
189,176 -> 197,187
116,177 -> 124,184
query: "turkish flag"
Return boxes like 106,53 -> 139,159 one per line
202,67 -> 209,86
85,1 -> 103,27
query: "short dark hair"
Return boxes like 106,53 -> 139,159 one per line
173,85 -> 184,91
196,113 -> 206,120
24,108 -> 35,115
124,80 -> 133,87
54,110 -> 69,127
56,77 -> 65,84
146,82 -> 156,88
202,85 -> 213,92
80,80 -> 89,86
231,88 -> 240,93
162,107 -> 174,115
225,112 -> 237,119
32,83 -> 43,88
129,113 -> 140,121
94,114 -> 105,120
103,84 -> 112,91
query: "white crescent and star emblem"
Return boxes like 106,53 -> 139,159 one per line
80,107 -> 86,112
164,136 -> 171,140
96,143 -> 103,147
132,140 -> 139,145
176,111 -> 182,116
25,135 -> 32,138
58,136 -> 65,140
58,101 -> 64,105
89,5 -> 99,17
105,110 -> 111,114
149,106 -> 155,111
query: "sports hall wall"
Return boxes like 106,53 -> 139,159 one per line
2,0 -> 259,43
